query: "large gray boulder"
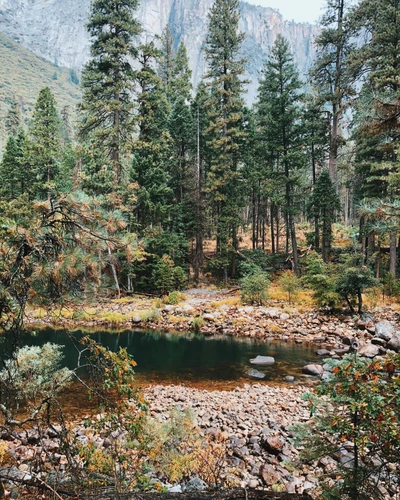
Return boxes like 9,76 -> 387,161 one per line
387,331 -> 400,352
302,364 -> 324,377
250,355 -> 275,365
358,343 -> 381,358
375,320 -> 395,341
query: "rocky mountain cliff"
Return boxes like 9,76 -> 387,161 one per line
0,0 -> 319,101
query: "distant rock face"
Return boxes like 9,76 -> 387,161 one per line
0,0 -> 318,102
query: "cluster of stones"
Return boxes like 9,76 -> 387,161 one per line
145,383 -> 318,495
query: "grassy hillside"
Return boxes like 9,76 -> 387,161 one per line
0,31 -> 81,149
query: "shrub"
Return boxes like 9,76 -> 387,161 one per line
191,316 -> 204,332
167,291 -> 185,305
278,270 -> 301,303
292,354 -> 400,500
240,271 -> 270,305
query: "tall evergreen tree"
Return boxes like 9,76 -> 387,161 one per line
169,42 -> 192,105
5,96 -> 22,136
204,0 -> 247,279
79,0 -> 141,183
26,88 -> 62,200
0,130 -> 27,200
311,0 -> 355,183
307,170 -> 340,261
158,24 -> 175,91
132,42 -> 173,232
256,35 -> 304,273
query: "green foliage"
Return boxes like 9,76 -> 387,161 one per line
240,271 -> 270,305
0,343 -> 72,407
25,87 -> 62,199
167,291 -> 184,305
205,0 -> 247,277
191,316 -> 204,333
79,0 -> 141,183
302,251 -> 341,309
336,257 -> 380,313
0,130 -> 27,200
278,270 -> 301,303
293,354 -> 400,500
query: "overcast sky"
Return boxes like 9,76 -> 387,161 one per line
246,0 -> 326,24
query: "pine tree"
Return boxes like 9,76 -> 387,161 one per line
26,88 -> 62,200
256,35 -> 304,273
158,24 -> 175,90
307,170 -> 340,261
311,0 -> 355,183
204,0 -> 247,279
5,96 -> 22,136
169,42 -> 192,105
79,0 -> 141,183
132,42 -> 173,232
349,0 -> 400,279
0,130 -> 27,200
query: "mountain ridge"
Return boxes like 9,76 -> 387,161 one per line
0,0 -> 318,102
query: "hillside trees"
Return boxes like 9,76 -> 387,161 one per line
79,0 -> 141,185
205,0 -> 247,280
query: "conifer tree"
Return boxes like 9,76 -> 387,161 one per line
307,170 -> 340,261
0,130 -> 27,200
311,0 -> 355,183
5,96 -> 22,136
26,88 -> 62,200
158,24 -> 175,90
205,0 -> 247,279
132,42 -> 173,232
169,42 -> 192,105
79,0 -> 141,183
256,35 -> 304,273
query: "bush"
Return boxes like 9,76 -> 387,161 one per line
240,271 -> 270,305
191,316 -> 204,332
167,291 -> 185,305
292,354 -> 400,500
278,270 -> 301,303
302,252 -> 341,309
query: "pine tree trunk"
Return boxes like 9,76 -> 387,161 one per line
108,245 -> 120,297
271,204 -> 275,254
390,232 -> 397,279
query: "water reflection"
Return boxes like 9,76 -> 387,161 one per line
18,328 -> 319,386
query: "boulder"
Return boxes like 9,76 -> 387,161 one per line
250,355 -> 275,365
387,331 -> 400,352
131,314 -> 142,323
375,320 -> 395,341
302,364 -> 323,377
285,376 -> 295,383
262,435 -> 284,455
316,349 -> 331,356
259,463 -> 282,486
246,369 -> 266,379
358,343 -> 380,358
184,477 -> 208,492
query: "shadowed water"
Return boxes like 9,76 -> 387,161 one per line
19,328 -> 320,388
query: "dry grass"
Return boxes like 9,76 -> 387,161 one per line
210,296 -> 242,308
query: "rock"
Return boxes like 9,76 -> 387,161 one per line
285,376 -> 295,382
263,435 -> 284,455
184,477 -> 208,492
248,479 -> 259,488
375,320 -> 395,341
259,463 -> 282,485
387,331 -> 400,352
250,355 -> 275,365
358,343 -> 380,358
203,313 -> 215,321
168,485 -> 182,493
302,364 -> 323,377
131,314 -> 141,323
182,304 -> 195,314
246,369 -> 266,379
316,349 -> 330,356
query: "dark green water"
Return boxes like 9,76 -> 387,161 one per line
19,328 -> 319,387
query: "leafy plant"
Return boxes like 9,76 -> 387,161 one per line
240,271 -> 270,305
292,354 -> 400,500
191,316 -> 204,332
278,270 -> 301,303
